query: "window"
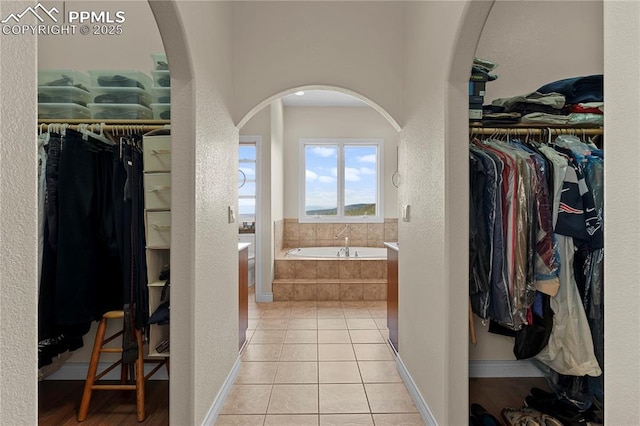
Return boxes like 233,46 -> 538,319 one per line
238,142 -> 256,232
299,138 -> 383,223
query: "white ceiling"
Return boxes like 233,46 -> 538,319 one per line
281,90 -> 369,107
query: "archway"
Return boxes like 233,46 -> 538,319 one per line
237,85 -> 402,132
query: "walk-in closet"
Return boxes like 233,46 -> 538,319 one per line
467,2 -> 605,424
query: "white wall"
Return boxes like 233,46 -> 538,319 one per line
603,2 -> 640,424
0,1 -> 38,423
470,0 -> 604,362
153,2 -> 238,424
476,0 -> 603,103
232,1 -> 404,127
271,100 -> 284,223
400,2 -> 472,423
240,106 -> 275,298
283,106 -> 399,219
38,1 -> 164,75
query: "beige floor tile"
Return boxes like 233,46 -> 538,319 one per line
365,383 -> 418,413
373,318 -> 388,330
317,308 -> 345,318
368,309 -> 387,319
319,384 -> 370,414
289,308 -> 318,319
279,344 -> 318,361
353,344 -> 394,361
215,414 -> 266,425
341,301 -> 367,308
275,361 -> 318,384
319,361 -> 361,383
358,361 -> 402,383
220,384 -> 272,414
317,318 -> 348,330
346,318 -> 378,330
288,318 -> 318,329
257,318 -> 289,330
318,344 -> 356,361
342,309 -> 372,319
320,414 -> 374,425
261,309 -> 292,319
318,329 -> 351,344
285,329 -> 318,344
349,330 -> 384,343
264,414 -> 319,425
270,317 -> 298,328
317,301 -> 343,308
251,330 -> 286,344
248,311 -> 262,319
268,384 -> 319,414
236,362 -> 278,384
292,301 -> 319,308
372,413 -> 424,425
242,344 -> 282,362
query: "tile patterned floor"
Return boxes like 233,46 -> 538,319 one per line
216,293 -> 424,425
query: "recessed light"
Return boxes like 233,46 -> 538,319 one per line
295,91 -> 305,96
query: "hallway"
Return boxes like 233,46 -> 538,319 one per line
216,289 -> 422,425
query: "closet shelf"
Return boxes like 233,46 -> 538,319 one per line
148,281 -> 168,287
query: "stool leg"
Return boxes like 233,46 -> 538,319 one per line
135,328 -> 145,422
77,317 -> 108,422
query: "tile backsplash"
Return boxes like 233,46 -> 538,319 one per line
282,218 -> 398,249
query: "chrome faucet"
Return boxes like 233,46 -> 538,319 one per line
335,224 -> 351,257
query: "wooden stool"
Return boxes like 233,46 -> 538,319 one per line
77,310 -> 167,422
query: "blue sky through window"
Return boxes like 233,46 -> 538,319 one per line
304,143 -> 378,215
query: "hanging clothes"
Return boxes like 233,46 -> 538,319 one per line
38,129 -> 149,370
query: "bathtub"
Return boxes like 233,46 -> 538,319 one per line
286,246 -> 387,259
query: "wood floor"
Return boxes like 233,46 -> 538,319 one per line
38,380 -> 169,425
469,377 -> 551,424
39,377 -> 547,425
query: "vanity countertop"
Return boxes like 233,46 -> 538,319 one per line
238,242 -> 251,252
384,242 -> 399,252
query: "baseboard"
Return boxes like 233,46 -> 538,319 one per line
201,355 -> 241,426
255,292 -> 273,303
43,360 -> 169,381
395,349 -> 439,426
469,360 -> 543,378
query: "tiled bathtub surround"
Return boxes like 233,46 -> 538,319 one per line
273,257 -> 387,302
283,219 -> 398,249
274,219 -> 395,301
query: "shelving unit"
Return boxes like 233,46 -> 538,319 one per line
143,128 -> 172,358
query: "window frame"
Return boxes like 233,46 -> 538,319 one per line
298,138 -> 384,223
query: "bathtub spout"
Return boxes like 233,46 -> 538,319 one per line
334,224 -> 350,239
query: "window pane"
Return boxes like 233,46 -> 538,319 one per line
239,163 -> 256,186
305,145 -> 338,216
239,145 -> 256,161
238,198 -> 255,218
344,145 -> 377,216
239,182 -> 255,197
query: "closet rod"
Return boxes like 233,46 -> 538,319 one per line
38,119 -> 170,133
469,127 -> 603,136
